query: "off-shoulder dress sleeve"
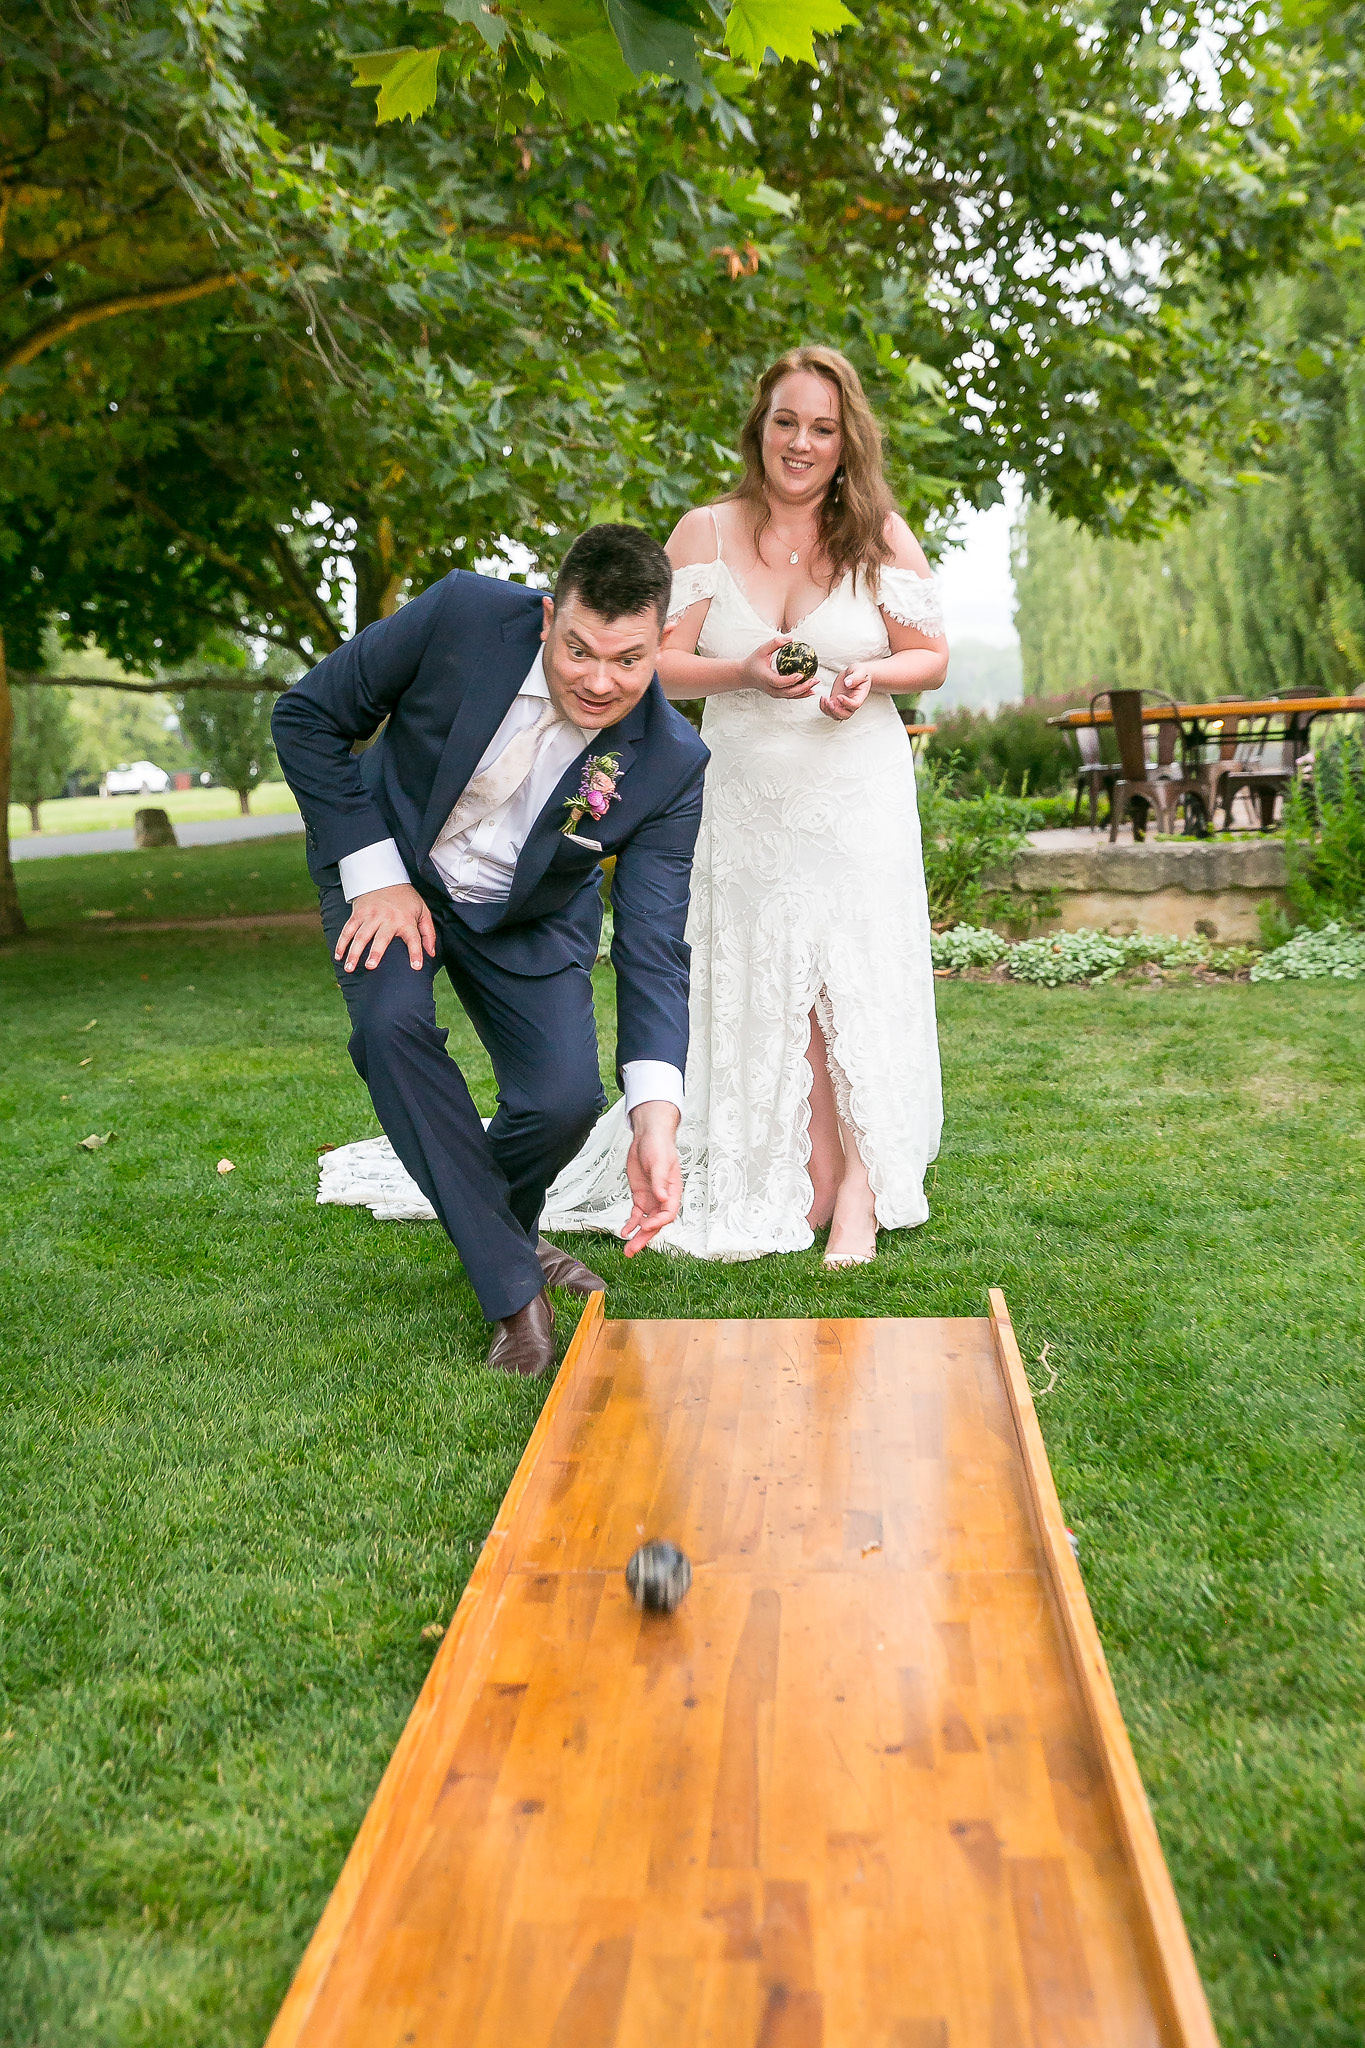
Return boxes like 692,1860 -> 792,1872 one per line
877,565 -> 946,637
665,558 -> 720,626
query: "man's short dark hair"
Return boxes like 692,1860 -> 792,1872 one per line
554,523 -> 672,627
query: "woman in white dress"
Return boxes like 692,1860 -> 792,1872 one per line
544,345 -> 948,1266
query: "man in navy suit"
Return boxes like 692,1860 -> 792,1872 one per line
273,525 -> 708,1377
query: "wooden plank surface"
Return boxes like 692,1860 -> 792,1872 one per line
267,1309 -> 1215,2048
1050,694 -> 1365,728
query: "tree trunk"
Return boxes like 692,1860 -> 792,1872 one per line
238,787 -> 251,815
28,801 -> 42,833
0,629 -> 27,940
353,515 -> 406,630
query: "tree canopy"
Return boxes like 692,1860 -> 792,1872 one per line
3,0 -> 1361,932
1013,251 -> 1365,706
340,0 -> 856,127
3,0 -> 1331,675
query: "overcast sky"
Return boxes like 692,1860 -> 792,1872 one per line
934,487 -> 1019,648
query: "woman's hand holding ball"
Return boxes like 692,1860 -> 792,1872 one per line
742,635 -> 820,699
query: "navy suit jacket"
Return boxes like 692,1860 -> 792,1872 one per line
272,569 -> 710,1078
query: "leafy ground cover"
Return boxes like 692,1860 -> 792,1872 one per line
2,848 -> 1363,2046
932,922 -> 1261,984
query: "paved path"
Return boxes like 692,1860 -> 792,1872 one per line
11,812 -> 305,862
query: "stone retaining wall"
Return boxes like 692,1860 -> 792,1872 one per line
988,838 -> 1286,942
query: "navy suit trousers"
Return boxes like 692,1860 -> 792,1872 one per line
320,878 -> 607,1322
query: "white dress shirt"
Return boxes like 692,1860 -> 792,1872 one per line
337,649 -> 683,1116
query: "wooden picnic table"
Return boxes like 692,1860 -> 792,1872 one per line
1050,694 -> 1365,748
1052,694 -> 1365,831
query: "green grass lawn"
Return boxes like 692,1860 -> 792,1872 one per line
12,836 -> 316,932
9,781 -> 299,841
2,848 -> 1363,2047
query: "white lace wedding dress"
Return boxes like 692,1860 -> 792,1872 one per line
318,540 -> 945,1258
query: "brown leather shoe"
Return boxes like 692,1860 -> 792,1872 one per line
486,1289 -> 556,1377
536,1236 -> 607,1296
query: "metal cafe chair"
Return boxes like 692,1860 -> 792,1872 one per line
1070,722 -> 1119,828
1092,688 -> 1199,842
1218,730 -> 1298,832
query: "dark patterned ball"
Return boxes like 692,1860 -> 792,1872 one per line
625,1540 -> 692,1614
773,639 -> 819,683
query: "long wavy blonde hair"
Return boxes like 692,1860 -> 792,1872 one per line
729,346 -> 896,589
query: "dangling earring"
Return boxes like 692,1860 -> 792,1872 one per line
832,465 -> 845,501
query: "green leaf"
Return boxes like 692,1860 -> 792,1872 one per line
442,0 -> 511,52
344,46 -> 444,124
736,179 -> 798,216
548,29 -> 638,120
723,0 -> 855,70
604,0 -> 703,81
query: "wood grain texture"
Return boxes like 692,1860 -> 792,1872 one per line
267,1305 -> 1215,2048
1052,694 -> 1365,727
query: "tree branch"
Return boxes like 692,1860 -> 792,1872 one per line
122,489 -> 299,626
10,670 -> 290,696
1,271 -> 248,380
3,189 -> 179,302
267,531 -> 343,651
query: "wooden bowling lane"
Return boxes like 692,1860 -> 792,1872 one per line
266,1296 -> 1218,2048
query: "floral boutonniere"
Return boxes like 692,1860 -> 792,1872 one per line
562,752 -> 623,837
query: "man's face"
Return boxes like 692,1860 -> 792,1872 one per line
541,592 -> 661,730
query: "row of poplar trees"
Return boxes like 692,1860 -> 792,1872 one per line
1014,257 -> 1365,705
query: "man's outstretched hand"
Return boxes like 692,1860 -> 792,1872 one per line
622,1100 -> 682,1257
335,883 -> 436,973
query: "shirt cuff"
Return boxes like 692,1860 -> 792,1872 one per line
622,1060 -> 684,1117
338,838 -> 411,902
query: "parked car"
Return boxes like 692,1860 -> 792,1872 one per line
102,761 -> 171,796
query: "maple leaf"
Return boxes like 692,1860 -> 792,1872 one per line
724,0 -> 856,70
344,46 -> 444,124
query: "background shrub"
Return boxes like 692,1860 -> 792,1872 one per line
917,763 -> 1031,926
1283,730 -> 1365,927
920,699 -> 1077,796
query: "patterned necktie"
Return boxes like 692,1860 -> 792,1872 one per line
437,698 -> 563,845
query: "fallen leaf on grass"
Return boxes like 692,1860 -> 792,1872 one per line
420,1621 -> 445,1642
317,1142 -> 337,1154
77,1132 -> 114,1151
78,1056 -> 94,1067
79,1019 -> 98,1032
216,1158 -> 235,1175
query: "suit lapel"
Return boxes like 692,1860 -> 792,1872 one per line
419,601 -> 544,855
500,698 -> 645,921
